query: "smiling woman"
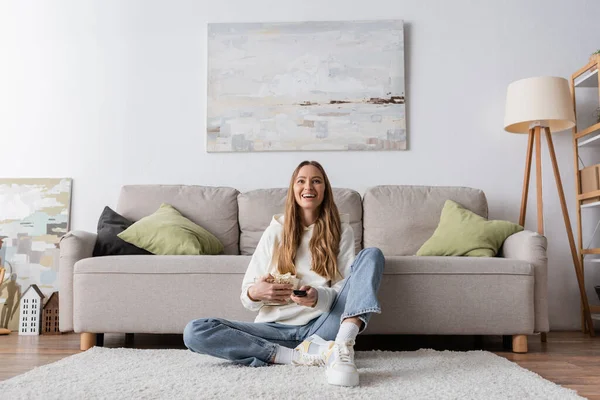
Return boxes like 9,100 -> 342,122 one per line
183,160 -> 386,387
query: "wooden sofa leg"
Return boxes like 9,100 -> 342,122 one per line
512,335 -> 528,353
80,332 -> 96,351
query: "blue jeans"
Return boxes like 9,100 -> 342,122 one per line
183,247 -> 385,367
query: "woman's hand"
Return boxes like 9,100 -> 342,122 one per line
291,285 -> 318,308
248,274 -> 293,304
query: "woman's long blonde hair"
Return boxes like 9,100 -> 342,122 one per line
274,161 -> 342,281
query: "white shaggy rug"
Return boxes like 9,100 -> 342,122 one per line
0,347 -> 585,400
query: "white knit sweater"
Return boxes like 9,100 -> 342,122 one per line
240,213 -> 356,325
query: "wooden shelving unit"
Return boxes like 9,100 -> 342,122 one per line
571,54 -> 600,334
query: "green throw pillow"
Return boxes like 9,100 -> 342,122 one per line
117,203 -> 224,255
416,200 -> 523,257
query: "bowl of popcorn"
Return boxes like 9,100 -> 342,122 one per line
264,272 -> 299,305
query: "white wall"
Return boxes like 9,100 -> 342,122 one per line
1,0 -> 599,330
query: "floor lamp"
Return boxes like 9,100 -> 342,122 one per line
504,76 -> 595,338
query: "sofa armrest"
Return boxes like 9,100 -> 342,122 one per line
59,230 -> 97,332
500,230 -> 549,333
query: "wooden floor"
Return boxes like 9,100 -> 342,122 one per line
1,331 -> 599,399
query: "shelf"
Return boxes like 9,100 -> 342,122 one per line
581,201 -> 600,209
582,248 -> 600,255
578,189 -> 600,201
571,57 -> 599,336
578,131 -> 600,147
574,66 -> 598,87
575,122 -> 600,140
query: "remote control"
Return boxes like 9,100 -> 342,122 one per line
293,289 -> 307,297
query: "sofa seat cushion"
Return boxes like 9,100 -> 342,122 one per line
74,254 -> 532,276
72,255 -> 534,335
73,255 -> 255,334
368,256 -> 535,335
74,255 -> 250,275
382,255 -> 532,276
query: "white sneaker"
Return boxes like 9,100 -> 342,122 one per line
292,335 -> 332,366
324,340 -> 359,387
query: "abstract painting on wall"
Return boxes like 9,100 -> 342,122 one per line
207,20 -> 406,152
0,178 -> 72,332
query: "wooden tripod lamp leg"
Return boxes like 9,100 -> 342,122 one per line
545,128 -> 595,337
534,126 -> 544,235
535,127 -> 548,342
520,129 -> 548,342
519,129 -> 535,226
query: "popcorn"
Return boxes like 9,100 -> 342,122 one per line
263,272 -> 300,306
270,272 -> 300,289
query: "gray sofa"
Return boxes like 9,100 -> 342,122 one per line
59,184 -> 548,353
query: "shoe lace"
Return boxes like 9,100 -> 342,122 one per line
336,343 -> 352,364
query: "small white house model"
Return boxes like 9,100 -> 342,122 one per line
19,284 -> 45,335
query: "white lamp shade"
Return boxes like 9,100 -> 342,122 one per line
503,76 -> 576,133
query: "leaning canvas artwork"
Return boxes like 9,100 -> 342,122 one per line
0,178 -> 72,332
207,20 -> 406,152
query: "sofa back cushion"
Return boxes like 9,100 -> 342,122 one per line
116,185 -> 240,255
238,188 -> 363,256
363,185 -> 488,256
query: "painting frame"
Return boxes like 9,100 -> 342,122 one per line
0,178 -> 72,332
207,19 -> 406,152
